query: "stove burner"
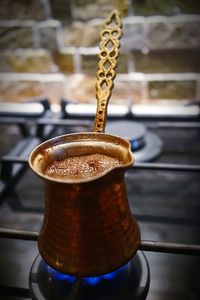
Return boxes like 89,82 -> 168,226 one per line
29,251 -> 150,300
47,262 -> 130,286
106,121 -> 163,162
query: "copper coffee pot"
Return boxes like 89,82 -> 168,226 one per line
28,10 -> 141,278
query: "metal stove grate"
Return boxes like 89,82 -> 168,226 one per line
0,99 -> 200,299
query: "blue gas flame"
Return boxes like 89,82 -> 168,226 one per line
132,139 -> 140,151
47,262 -> 130,286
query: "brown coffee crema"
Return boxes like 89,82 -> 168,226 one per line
45,153 -> 123,180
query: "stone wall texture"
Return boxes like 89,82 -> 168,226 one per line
0,22 -> 35,49
0,0 -> 200,105
132,50 -> 200,73
0,50 -> 53,73
0,0 -> 49,20
72,0 -> 131,20
134,0 -> 200,16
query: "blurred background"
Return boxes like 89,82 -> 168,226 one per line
0,0 -> 200,107
0,1 -> 200,300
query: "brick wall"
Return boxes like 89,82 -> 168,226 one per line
0,0 -> 199,104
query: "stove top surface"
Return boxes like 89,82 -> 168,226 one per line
0,102 -> 200,300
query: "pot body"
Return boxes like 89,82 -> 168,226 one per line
29,132 -> 141,277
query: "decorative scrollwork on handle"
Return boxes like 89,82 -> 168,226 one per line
93,9 -> 122,133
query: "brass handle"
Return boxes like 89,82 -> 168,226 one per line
93,9 -> 122,133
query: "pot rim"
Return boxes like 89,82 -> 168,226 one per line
28,132 -> 134,184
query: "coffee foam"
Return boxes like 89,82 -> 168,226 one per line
45,153 -> 122,180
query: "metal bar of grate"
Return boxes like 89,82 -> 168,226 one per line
156,122 -> 200,129
37,119 -> 200,129
139,241 -> 200,256
2,156 -> 29,164
132,162 -> 200,172
1,110 -> 200,134
0,228 -> 38,241
0,164 -> 27,204
0,228 -> 200,256
0,116 -> 31,124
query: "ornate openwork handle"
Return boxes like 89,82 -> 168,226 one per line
93,9 -> 122,133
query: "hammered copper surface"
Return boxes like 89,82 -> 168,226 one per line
29,133 -> 141,277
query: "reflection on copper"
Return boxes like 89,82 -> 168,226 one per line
29,132 -> 141,277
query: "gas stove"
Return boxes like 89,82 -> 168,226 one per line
29,251 -> 149,300
0,99 -> 200,300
